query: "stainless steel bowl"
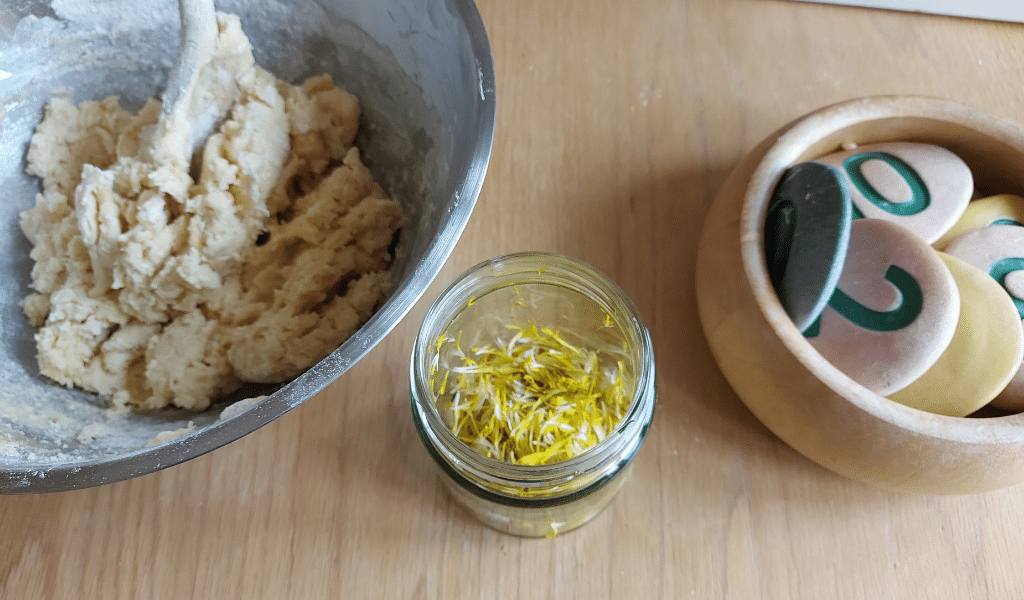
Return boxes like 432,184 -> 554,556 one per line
0,0 -> 495,492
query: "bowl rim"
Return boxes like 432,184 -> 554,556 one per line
739,94 -> 1024,444
0,0 -> 496,493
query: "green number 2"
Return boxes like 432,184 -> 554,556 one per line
804,265 -> 923,337
844,152 -> 930,219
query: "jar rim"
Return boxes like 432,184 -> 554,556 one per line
410,251 -> 656,488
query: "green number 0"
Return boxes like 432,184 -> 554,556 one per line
843,152 -> 930,219
804,265 -> 923,337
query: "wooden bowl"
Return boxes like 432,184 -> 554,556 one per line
696,96 -> 1024,494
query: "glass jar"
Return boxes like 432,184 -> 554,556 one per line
410,252 -> 656,537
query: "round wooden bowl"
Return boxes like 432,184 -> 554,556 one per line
696,95 -> 1024,494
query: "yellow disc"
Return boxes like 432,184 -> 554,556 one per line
934,194 -> 1024,250
888,253 -> 1024,417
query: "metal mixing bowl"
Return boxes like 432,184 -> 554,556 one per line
0,0 -> 495,492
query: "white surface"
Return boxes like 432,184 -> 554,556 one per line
791,0 -> 1024,23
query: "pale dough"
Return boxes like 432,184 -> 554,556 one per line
20,14 -> 403,410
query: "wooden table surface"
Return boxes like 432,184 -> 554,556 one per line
5,1 -> 1024,598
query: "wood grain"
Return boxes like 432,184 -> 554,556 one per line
5,0 -> 1024,597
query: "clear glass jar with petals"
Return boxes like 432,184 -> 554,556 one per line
410,252 -> 656,537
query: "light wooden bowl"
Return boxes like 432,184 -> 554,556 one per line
696,95 -> 1024,494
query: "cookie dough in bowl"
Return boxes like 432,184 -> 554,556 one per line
23,14 -> 404,411
0,0 -> 495,492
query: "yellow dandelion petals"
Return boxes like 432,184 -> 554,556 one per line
433,321 -> 630,465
